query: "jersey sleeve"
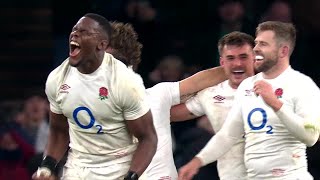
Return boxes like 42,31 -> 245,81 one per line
152,82 -> 180,106
276,75 -> 320,146
185,91 -> 205,116
114,64 -> 150,120
45,59 -> 70,114
45,69 -> 63,114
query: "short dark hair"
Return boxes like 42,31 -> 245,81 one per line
256,21 -> 296,55
84,13 -> 112,41
218,31 -> 255,55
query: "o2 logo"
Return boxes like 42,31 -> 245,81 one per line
73,106 -> 104,134
247,108 -> 273,134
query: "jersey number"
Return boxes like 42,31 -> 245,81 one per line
73,106 -> 103,134
247,108 -> 273,134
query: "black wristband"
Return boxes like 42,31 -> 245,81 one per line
40,155 -> 57,172
124,171 -> 139,180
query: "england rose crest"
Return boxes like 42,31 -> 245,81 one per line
275,88 -> 283,98
99,87 -> 108,100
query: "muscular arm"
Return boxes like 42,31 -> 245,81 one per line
179,66 -> 226,100
125,110 -> 157,176
44,111 -> 69,162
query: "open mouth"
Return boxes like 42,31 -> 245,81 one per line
70,41 -> 81,57
255,55 -> 264,61
232,70 -> 245,75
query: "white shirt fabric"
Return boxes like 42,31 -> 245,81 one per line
186,80 -> 247,180
140,82 -> 180,180
45,53 -> 150,179
197,66 -> 320,179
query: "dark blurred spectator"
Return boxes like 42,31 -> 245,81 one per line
124,0 -> 171,79
207,0 -> 257,67
172,117 -> 218,180
22,95 -> 49,153
260,0 -> 292,23
0,123 -> 35,180
10,109 -> 34,146
293,0 -> 320,87
148,55 -> 186,86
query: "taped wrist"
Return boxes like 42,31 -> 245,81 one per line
40,155 -> 58,173
123,170 -> 139,180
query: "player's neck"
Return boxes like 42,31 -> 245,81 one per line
77,54 -> 104,74
262,59 -> 289,79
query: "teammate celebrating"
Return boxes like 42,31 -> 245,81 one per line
106,21 -> 227,180
171,31 -> 255,180
178,21 -> 320,180
33,13 -> 157,180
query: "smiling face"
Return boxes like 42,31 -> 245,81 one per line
253,30 -> 280,73
68,17 -> 105,70
220,43 -> 255,89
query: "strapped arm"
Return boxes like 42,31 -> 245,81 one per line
276,105 -> 320,146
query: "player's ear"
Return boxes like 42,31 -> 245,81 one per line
98,40 -> 109,51
219,57 -> 224,66
279,44 -> 289,58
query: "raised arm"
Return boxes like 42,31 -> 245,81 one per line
179,66 -> 226,100
125,110 -> 157,178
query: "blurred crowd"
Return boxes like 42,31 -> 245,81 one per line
1,0 -> 320,179
53,0 -> 320,87
0,92 -> 49,179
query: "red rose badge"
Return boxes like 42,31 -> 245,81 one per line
99,87 -> 108,100
275,88 -> 283,98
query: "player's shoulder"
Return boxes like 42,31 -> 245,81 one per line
287,68 -> 314,82
286,67 -> 319,89
47,58 -> 70,83
103,52 -> 128,71
103,53 -> 138,79
149,82 -> 178,92
197,80 -> 229,96
105,54 -> 146,90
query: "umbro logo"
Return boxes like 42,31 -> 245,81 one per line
60,84 -> 70,93
60,84 -> 70,90
245,89 -> 254,96
213,95 -> 225,103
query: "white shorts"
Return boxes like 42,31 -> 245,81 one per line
61,161 -> 130,180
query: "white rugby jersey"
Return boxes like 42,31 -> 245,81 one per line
142,82 -> 180,179
186,80 -> 247,180
45,53 -> 150,170
226,66 -> 320,179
